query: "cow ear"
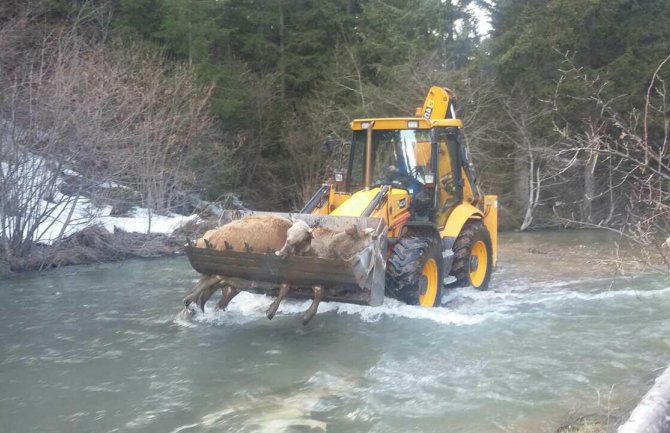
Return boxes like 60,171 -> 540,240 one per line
363,227 -> 377,239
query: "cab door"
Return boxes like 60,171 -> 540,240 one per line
434,127 -> 463,229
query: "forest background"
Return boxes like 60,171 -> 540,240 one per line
1,0 -> 669,267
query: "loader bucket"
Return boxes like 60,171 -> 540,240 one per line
185,211 -> 387,307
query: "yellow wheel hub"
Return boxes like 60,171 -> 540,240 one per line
469,240 -> 488,288
419,258 -> 439,307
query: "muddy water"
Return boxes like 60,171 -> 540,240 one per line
1,230 -> 669,433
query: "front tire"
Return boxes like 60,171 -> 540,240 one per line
386,235 -> 443,306
449,221 -> 492,289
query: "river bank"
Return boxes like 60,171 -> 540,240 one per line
496,229 -> 649,280
2,216 -> 216,277
4,225 -> 183,273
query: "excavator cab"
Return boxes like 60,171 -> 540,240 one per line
184,86 -> 498,322
348,129 -> 433,203
346,126 -> 460,222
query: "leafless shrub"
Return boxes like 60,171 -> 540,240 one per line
0,6 -> 226,263
552,54 -> 670,272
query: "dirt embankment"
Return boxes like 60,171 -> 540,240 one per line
496,230 -> 660,282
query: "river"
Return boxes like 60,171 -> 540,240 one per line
1,230 -> 668,432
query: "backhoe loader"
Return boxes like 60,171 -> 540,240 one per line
185,86 -> 497,320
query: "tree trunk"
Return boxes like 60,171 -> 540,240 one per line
515,150 -> 532,230
619,364 -> 670,433
278,0 -> 286,102
582,149 -> 596,223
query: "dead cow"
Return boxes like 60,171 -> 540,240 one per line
275,219 -> 313,258
185,215 -> 292,312
268,218 -> 315,323
270,221 -> 377,324
275,222 -> 376,261
196,214 -> 292,253
310,224 -> 377,260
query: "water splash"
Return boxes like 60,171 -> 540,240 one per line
176,278 -> 670,328
178,291 -> 504,327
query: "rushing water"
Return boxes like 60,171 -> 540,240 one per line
1,231 -> 669,433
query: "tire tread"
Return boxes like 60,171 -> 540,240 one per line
386,235 -> 440,305
449,220 -> 491,288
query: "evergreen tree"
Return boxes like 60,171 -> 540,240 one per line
491,0 -> 670,105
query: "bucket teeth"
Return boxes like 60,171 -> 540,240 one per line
302,286 -> 326,326
216,285 -> 240,311
266,283 -> 291,320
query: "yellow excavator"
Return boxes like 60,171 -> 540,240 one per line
186,86 -> 497,313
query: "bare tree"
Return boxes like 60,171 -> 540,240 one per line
551,54 -> 670,272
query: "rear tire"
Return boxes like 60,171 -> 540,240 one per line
386,235 -> 443,306
449,220 -> 492,289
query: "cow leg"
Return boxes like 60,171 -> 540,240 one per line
266,283 -> 291,320
302,286 -> 326,325
216,285 -> 240,311
196,282 -> 223,312
183,275 -> 224,312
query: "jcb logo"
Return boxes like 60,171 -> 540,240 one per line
424,100 -> 434,119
